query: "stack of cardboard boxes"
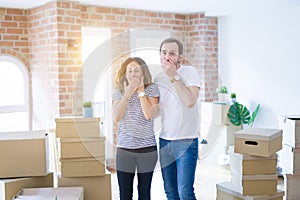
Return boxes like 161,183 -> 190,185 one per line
216,128 -> 285,199
0,130 -> 53,200
55,117 -> 112,200
278,116 -> 300,199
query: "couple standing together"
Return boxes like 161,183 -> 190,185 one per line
113,38 -> 201,200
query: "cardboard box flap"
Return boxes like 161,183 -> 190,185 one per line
0,130 -> 47,140
235,128 -> 282,141
15,187 -> 84,200
241,174 -> 278,181
217,181 -> 285,200
231,152 -> 277,160
55,117 -> 100,123
60,137 -> 105,143
278,115 -> 300,125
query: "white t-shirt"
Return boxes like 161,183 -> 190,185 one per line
154,66 -> 201,140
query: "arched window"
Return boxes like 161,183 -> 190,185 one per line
0,56 -> 30,131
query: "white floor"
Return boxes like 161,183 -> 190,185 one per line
111,158 -> 231,200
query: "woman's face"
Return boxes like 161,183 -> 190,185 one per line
126,61 -> 143,81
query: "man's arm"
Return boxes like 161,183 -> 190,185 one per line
172,80 -> 200,108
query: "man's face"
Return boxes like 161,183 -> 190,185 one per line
160,42 -> 182,67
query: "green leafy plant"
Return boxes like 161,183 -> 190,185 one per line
230,93 -> 236,98
227,102 -> 260,128
82,101 -> 93,108
216,86 -> 228,94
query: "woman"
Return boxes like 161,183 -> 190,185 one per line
113,57 -> 159,200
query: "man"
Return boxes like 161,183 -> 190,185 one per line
154,38 -> 201,200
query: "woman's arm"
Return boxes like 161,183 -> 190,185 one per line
139,95 -> 159,120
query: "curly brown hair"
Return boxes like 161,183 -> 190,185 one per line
115,57 -> 153,94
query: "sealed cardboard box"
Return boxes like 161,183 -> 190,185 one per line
284,174 -> 300,199
231,171 -> 278,195
0,130 -> 48,178
60,157 -> 105,177
14,187 -> 84,200
0,173 -> 53,200
55,117 -> 101,138
279,145 -> 300,175
216,181 -> 284,200
230,152 -> 277,175
234,128 -> 282,157
201,102 -> 230,126
278,115 -> 300,148
60,137 -> 105,159
58,174 -> 112,200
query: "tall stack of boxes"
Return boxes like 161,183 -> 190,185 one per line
55,117 -> 112,200
278,116 -> 300,199
216,128 -> 285,200
0,130 -> 53,200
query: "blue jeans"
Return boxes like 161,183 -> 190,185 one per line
159,138 -> 198,200
117,146 -> 158,200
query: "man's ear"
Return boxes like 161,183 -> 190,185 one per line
178,55 -> 183,63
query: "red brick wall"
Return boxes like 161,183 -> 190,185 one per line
27,2 -> 60,129
0,1 -> 218,130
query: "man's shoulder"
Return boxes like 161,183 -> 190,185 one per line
180,65 -> 198,72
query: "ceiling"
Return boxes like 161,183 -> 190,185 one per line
0,0 -> 207,14
0,0 -> 298,16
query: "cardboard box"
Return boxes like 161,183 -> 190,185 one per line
60,157 -> 105,177
55,117 -> 101,138
216,181 -> 284,200
234,128 -> 282,157
201,102 -> 230,126
0,173 -> 53,200
278,115 -> 300,148
279,145 -> 300,175
231,171 -> 278,195
0,130 -> 48,178
58,174 -> 112,200
230,152 -> 277,175
60,137 -> 105,159
14,187 -> 84,200
284,174 -> 300,199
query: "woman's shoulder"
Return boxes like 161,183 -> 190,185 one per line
145,83 -> 160,96
146,83 -> 159,90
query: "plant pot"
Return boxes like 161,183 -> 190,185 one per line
83,108 -> 93,118
218,93 -> 228,102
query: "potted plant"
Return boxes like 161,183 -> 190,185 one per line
227,101 -> 260,129
82,101 -> 93,118
216,86 -> 228,102
230,93 -> 236,103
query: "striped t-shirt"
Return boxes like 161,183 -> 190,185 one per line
113,83 -> 160,149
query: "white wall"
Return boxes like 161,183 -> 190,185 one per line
218,3 -> 300,128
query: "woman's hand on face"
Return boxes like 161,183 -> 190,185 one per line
124,77 -> 143,99
137,77 -> 145,92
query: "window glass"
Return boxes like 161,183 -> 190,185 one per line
0,57 -> 29,131
0,61 -> 25,106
